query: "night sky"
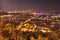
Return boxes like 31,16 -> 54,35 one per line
0,0 -> 60,12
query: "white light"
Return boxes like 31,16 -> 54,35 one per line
7,11 -> 13,13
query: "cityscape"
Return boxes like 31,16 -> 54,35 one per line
0,0 -> 60,40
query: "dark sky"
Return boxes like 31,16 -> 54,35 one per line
0,0 -> 60,12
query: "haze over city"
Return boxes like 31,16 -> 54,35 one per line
0,0 -> 60,12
